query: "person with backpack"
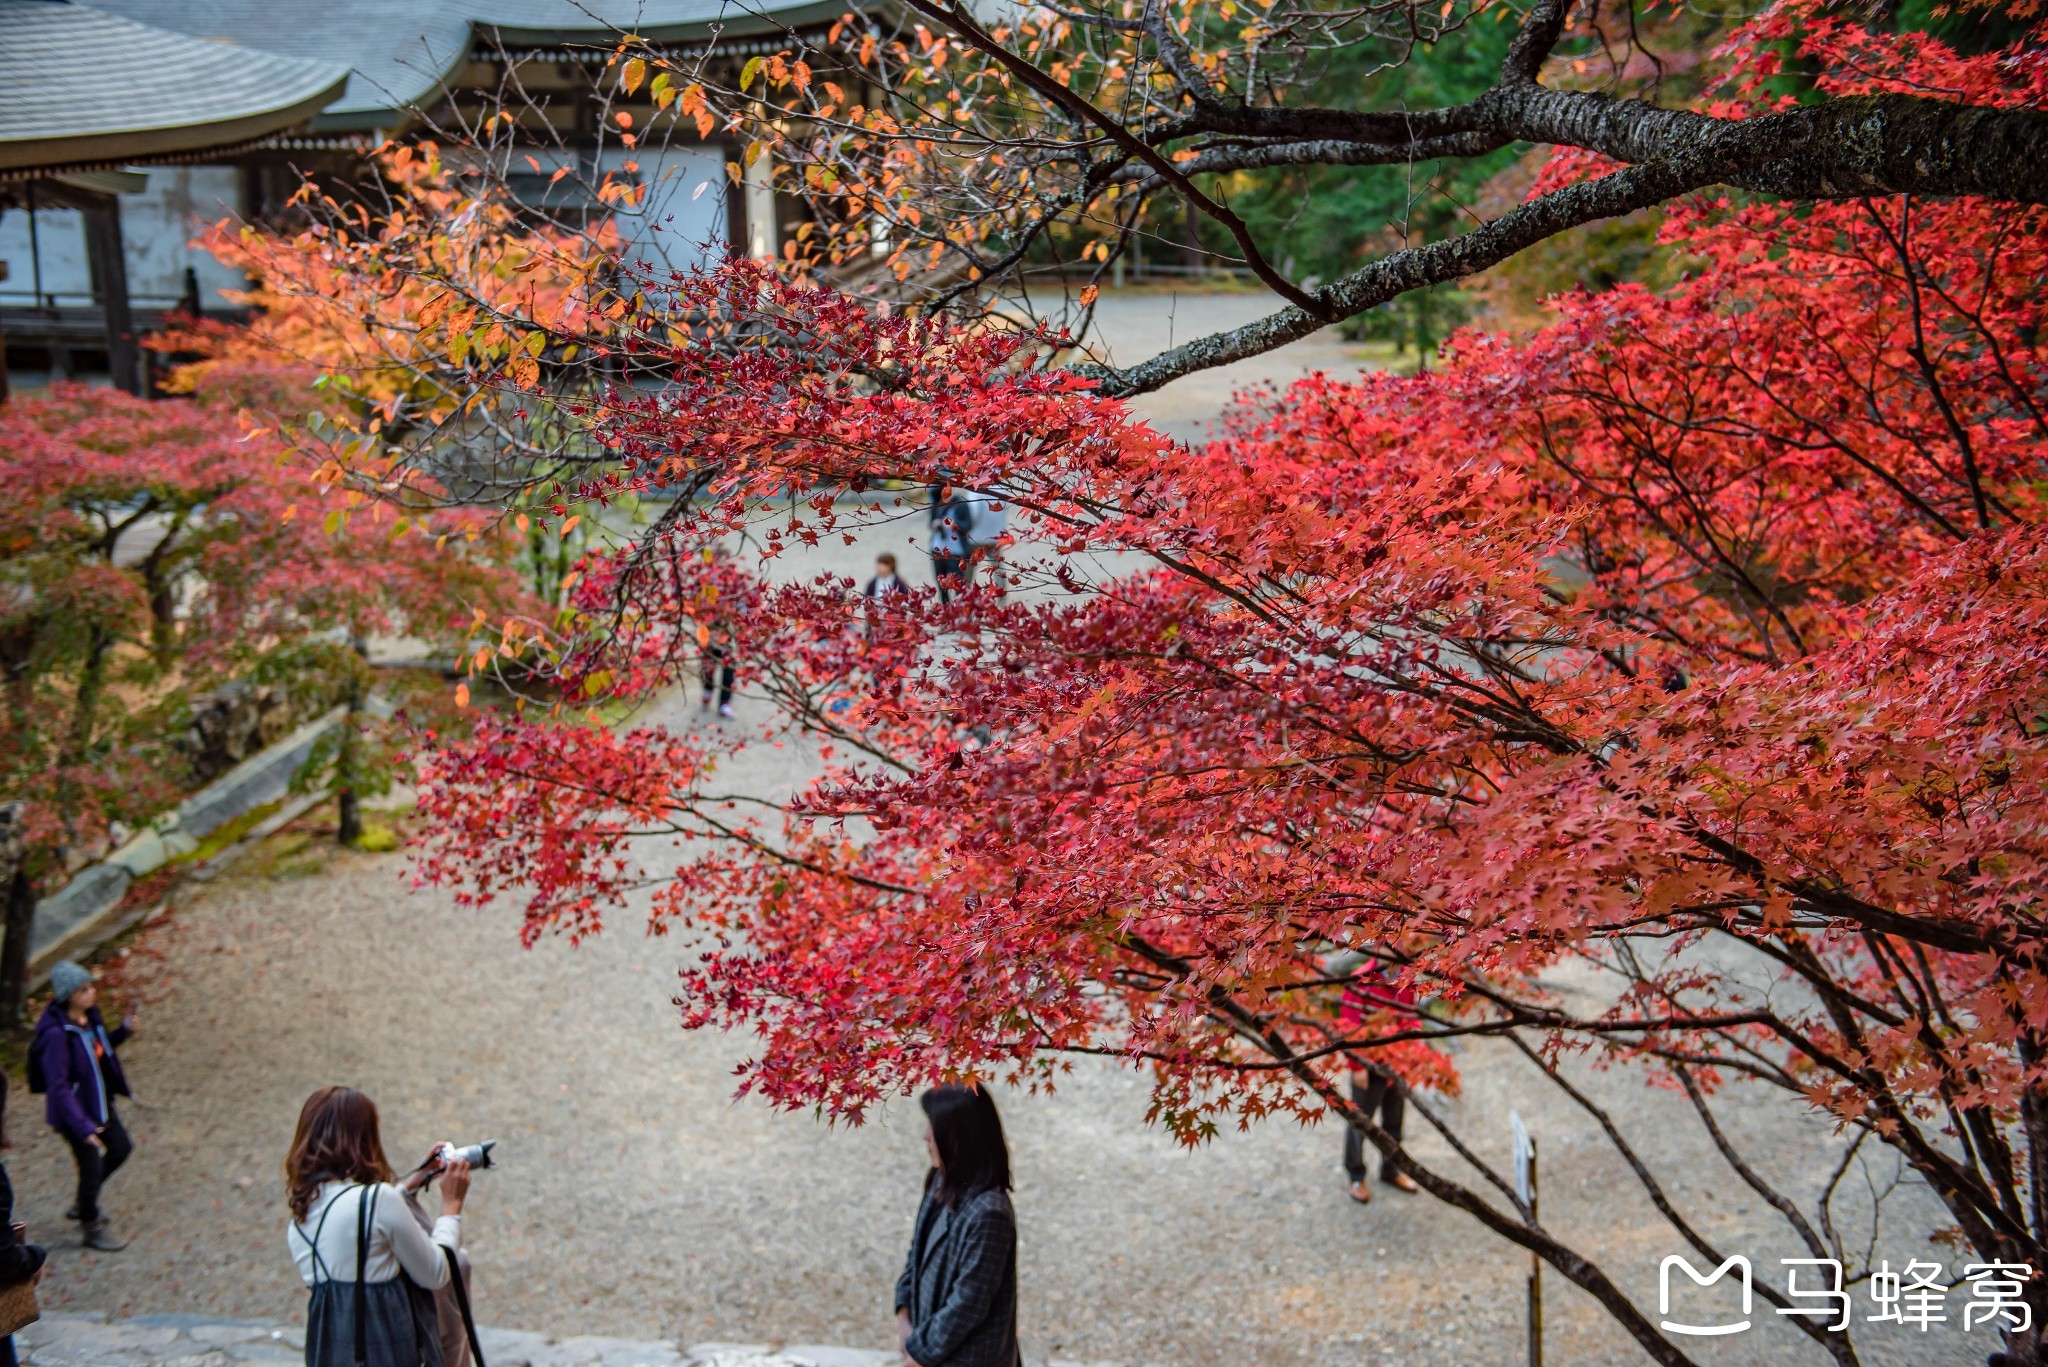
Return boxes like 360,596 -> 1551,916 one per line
927,482 -> 976,605
30,960 -> 137,1251
286,1086 -> 472,1367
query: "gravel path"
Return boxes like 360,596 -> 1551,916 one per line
1,295 -> 1994,1367
6,786 -> 1986,1367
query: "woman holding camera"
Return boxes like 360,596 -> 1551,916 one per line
284,1087 -> 470,1367
894,1084 -> 1020,1367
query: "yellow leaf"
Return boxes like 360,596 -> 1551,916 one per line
324,509 -> 345,536
623,57 -> 646,94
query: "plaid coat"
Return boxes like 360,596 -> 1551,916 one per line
894,1180 -> 1020,1367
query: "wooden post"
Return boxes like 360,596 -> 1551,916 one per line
1528,1138 -> 1544,1367
79,192 -> 141,396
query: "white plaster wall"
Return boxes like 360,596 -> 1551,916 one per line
118,165 -> 247,306
596,143 -> 728,286
0,166 -> 246,309
0,202 -> 92,307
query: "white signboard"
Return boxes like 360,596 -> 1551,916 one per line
1511,1110 -> 1534,1205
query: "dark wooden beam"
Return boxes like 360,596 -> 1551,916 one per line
78,191 -> 141,395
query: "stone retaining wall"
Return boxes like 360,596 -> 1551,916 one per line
23,706 -> 347,981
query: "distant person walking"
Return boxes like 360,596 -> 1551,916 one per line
895,1084 -> 1021,1367
285,1087 -> 472,1367
928,483 -> 976,605
0,1076 -> 49,1367
961,491 -> 1009,593
699,620 -> 737,719
1332,953 -> 1421,1204
31,959 -> 136,1251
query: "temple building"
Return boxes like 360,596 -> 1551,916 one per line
0,0 -> 835,392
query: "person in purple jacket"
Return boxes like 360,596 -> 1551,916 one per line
30,960 -> 137,1252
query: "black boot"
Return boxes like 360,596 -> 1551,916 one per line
82,1218 -> 126,1252
64,1203 -> 79,1220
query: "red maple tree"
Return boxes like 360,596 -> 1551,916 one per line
0,383 -> 521,879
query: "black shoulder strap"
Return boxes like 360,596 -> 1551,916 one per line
295,1186 -> 352,1285
443,1246 -> 488,1367
354,1185 -> 377,1367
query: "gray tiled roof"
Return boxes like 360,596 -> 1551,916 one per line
0,1 -> 350,171
88,0 -> 846,128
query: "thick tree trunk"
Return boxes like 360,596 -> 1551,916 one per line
0,868 -> 33,1029
0,804 -> 33,1029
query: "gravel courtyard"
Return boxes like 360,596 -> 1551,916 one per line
3,294 -> 1991,1367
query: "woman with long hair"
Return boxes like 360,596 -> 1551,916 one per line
893,1084 -> 1020,1367
284,1087 -> 470,1367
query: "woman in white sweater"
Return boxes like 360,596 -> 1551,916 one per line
285,1087 -> 471,1367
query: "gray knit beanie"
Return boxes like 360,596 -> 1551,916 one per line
49,960 -> 91,1006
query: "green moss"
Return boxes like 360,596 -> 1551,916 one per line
170,798 -> 285,866
352,824 -> 401,853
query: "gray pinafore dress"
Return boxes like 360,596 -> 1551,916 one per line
295,1185 -> 444,1367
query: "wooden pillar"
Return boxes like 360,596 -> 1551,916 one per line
80,192 -> 141,395
0,250 -> 10,406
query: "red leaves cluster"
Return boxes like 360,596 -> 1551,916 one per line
412,168 -> 2047,1142
397,0 -> 2048,1241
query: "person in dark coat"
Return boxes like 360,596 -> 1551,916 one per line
30,960 -> 136,1250
0,1075 -> 49,1367
894,1085 -> 1020,1367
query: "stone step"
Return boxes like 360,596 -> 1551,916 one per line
16,1313 -> 1126,1367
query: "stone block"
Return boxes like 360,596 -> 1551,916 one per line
29,861 -> 130,959
540,1336 -> 688,1367
183,1323 -> 275,1347
781,1349 -> 896,1367
25,1320 -> 186,1367
175,707 -> 342,840
680,1346 -> 774,1367
106,829 -> 169,878
475,1328 -> 553,1367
